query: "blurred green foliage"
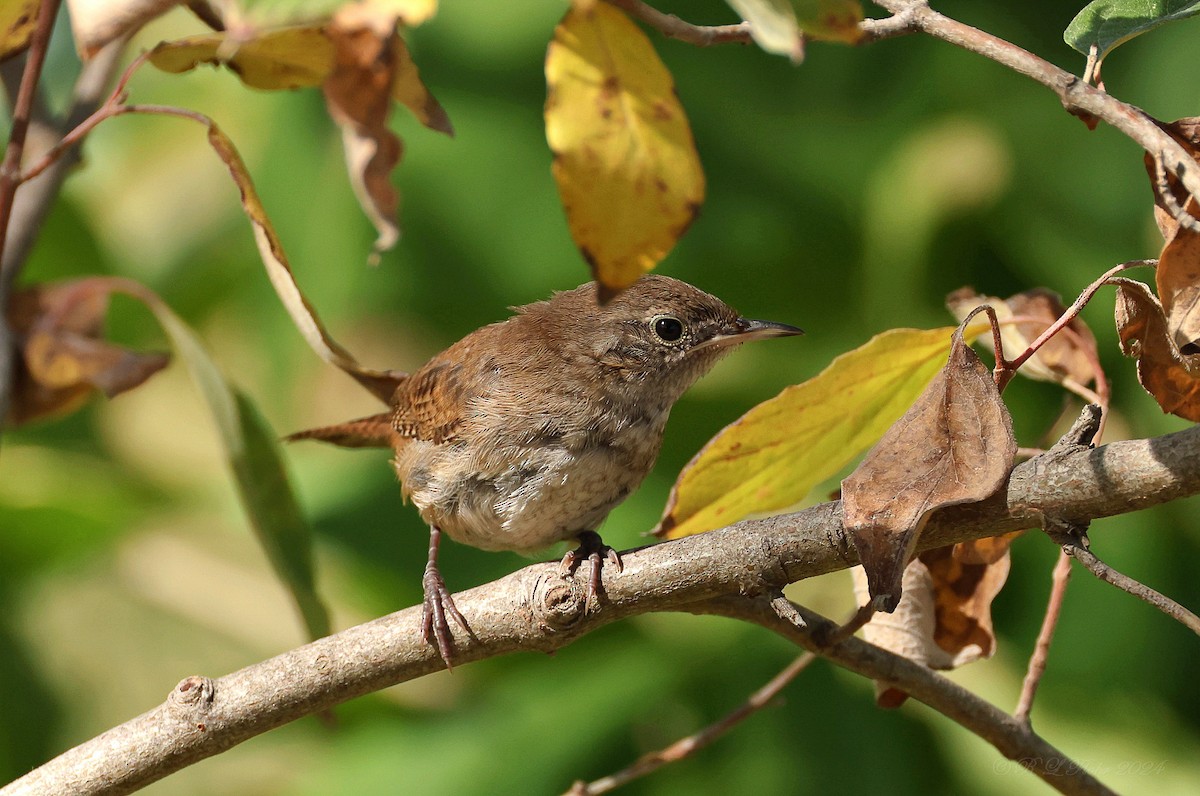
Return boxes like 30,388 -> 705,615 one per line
3,1 -> 1200,793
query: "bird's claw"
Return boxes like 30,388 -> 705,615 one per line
559,530 -> 622,610
421,563 -> 470,668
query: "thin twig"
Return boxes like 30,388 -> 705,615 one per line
566,651 -> 818,795
874,0 -> 1200,233
2,38 -> 126,273
999,260 -> 1154,390
695,596 -> 1115,796
1050,533 -> 1200,637
0,0 -> 61,262
816,601 -> 875,647
1152,156 -> 1200,234
1015,550 -> 1072,725
0,0 -> 62,436
16,51 -> 152,184
603,0 -> 752,46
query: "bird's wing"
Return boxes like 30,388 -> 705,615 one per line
392,361 -> 471,444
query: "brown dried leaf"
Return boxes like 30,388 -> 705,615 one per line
1143,119 -> 1200,353
1114,279 -> 1200,421
1157,199 -> 1200,354
852,536 -> 1014,707
841,325 -> 1016,611
323,5 -> 403,262
920,534 -> 1016,659
6,280 -> 169,425
1144,118 -> 1200,239
322,2 -> 451,264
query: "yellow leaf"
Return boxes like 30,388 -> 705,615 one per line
545,3 -> 705,294
0,0 -> 36,61
148,25 -> 335,90
657,327 -> 955,539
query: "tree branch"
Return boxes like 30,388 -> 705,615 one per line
602,0 -> 753,47
6,420 -> 1200,795
1015,549 -> 1072,724
1048,528 -> 1200,637
872,0 -> 1200,226
689,596 -> 1114,796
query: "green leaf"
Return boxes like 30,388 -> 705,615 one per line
657,327 -> 956,539
1065,0 -> 1200,59
104,277 -> 332,642
231,392 -> 331,640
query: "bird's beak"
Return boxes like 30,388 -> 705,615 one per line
696,318 -> 805,350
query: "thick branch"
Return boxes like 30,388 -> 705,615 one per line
6,423 -> 1200,795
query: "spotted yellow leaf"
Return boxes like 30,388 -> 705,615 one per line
657,327 -> 956,539
0,0 -> 36,61
545,3 -> 705,294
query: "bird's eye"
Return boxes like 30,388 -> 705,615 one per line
652,315 -> 685,342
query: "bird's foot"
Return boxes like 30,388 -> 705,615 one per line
421,561 -> 470,668
559,530 -> 623,610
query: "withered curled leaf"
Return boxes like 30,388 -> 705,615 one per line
1114,278 -> 1200,421
1144,118 -> 1200,353
6,279 -> 169,426
852,533 -> 1014,707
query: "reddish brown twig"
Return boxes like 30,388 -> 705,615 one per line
957,303 -> 1011,386
565,651 -> 817,795
998,259 -> 1154,391
17,51 -> 153,184
0,0 -> 61,268
0,0 -> 62,435
1015,549 -> 1072,725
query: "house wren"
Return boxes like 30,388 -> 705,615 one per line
290,275 -> 802,664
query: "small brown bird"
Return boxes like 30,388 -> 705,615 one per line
291,275 -> 801,663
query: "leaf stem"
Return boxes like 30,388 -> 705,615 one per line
999,260 -> 1154,391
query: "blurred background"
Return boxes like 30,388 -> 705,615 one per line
3,0 -> 1200,793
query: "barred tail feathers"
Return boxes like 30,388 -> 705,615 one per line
285,412 -> 396,449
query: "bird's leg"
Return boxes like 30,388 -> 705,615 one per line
421,525 -> 470,667
559,530 -> 623,610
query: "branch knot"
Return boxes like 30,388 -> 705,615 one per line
167,676 -> 215,730
532,571 -> 589,633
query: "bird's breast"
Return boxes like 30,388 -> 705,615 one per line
394,409 -> 667,553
